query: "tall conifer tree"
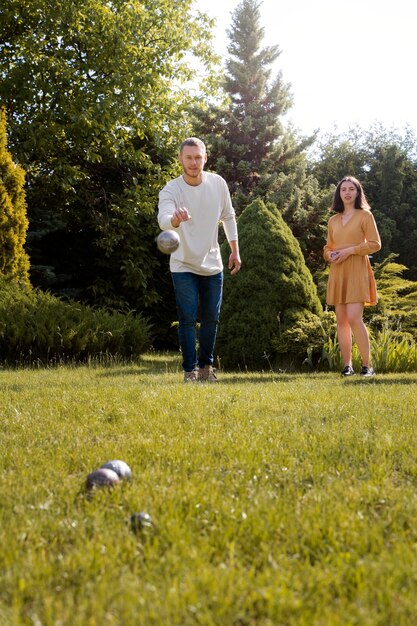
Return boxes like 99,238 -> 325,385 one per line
193,0 -> 312,214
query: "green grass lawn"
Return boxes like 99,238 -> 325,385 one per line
1,354 -> 417,626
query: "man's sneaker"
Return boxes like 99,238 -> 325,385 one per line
198,365 -> 219,382
184,370 -> 199,383
341,365 -> 355,377
360,366 -> 375,377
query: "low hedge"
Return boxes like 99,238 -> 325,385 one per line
0,280 -> 151,365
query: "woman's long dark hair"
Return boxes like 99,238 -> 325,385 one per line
331,176 -> 371,213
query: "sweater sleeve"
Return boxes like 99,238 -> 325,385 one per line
323,221 -> 334,261
353,212 -> 381,256
219,178 -> 238,242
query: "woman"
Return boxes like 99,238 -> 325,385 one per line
324,176 -> 381,377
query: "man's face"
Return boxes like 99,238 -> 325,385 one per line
179,145 -> 207,180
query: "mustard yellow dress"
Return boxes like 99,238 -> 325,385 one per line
323,209 -> 381,306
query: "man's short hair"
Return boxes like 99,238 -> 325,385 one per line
180,137 -> 206,153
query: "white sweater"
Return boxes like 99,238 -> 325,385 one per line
158,172 -> 238,275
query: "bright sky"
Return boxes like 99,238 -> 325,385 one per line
194,0 -> 417,137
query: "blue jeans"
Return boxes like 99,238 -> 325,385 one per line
171,271 -> 223,372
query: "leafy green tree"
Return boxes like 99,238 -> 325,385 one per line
216,198 -> 322,369
0,108 -> 30,285
192,0 -> 313,215
310,128 -> 370,188
370,142 -> 417,275
0,0 -> 218,330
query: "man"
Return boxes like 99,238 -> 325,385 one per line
158,137 -> 241,383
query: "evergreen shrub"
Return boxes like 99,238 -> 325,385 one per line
0,280 -> 151,365
272,309 -> 336,364
216,199 -> 323,370
0,108 -> 30,285
370,258 -> 417,341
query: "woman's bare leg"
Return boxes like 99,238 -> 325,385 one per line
335,304 -> 352,366
346,302 -> 371,366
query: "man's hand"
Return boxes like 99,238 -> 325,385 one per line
171,207 -> 191,228
228,251 -> 241,275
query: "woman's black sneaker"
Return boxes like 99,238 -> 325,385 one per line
360,366 -> 375,377
341,365 -> 355,376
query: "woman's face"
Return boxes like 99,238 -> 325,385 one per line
339,180 -> 358,207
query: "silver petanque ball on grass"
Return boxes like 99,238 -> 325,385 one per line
86,468 -> 120,491
130,512 -> 154,533
156,230 -> 180,255
100,460 -> 132,481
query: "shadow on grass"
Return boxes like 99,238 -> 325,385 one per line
0,383 -> 28,392
96,365 -> 417,386
342,376 -> 417,386
96,367 -> 335,384
215,372 -> 332,384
